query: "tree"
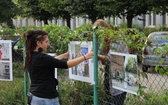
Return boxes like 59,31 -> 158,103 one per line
40,0 -> 72,28
16,0 -> 54,24
0,0 -> 20,28
97,0 -> 154,28
70,0 -> 104,23
152,0 -> 168,14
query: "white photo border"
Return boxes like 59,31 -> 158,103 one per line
0,40 -> 12,81
109,51 -> 139,95
69,41 -> 94,84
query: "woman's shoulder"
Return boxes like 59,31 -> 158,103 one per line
32,52 -> 51,58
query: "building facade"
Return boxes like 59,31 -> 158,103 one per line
12,13 -> 168,30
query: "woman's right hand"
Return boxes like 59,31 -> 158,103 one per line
85,49 -> 94,59
67,49 -> 93,68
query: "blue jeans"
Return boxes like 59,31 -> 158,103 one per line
31,94 -> 60,105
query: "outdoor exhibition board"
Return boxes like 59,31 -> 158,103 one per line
0,40 -> 12,81
109,51 -> 139,95
69,41 -> 94,84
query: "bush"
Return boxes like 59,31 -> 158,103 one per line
0,77 -> 24,105
125,90 -> 168,105
0,28 -> 17,40
13,61 -> 24,77
43,24 -> 76,54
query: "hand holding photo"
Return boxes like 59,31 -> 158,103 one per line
69,41 -> 94,84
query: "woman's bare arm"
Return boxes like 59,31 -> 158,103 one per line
55,52 -> 69,60
67,50 -> 93,68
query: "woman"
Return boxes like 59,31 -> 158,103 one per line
93,19 -> 127,105
25,30 -> 93,105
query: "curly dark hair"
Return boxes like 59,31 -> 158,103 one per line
24,30 -> 48,71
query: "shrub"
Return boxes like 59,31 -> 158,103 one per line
0,77 -> 24,105
43,24 -> 76,54
0,28 -> 17,40
125,90 -> 168,105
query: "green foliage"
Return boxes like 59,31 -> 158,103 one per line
150,32 -> 168,75
20,26 -> 43,32
120,28 -> 146,63
140,71 -> 148,79
70,0 -> 105,23
126,90 -> 168,105
40,0 -> 72,27
125,57 -> 137,73
142,27 -> 161,37
97,0 -> 154,28
43,24 -> 76,54
95,27 -> 146,53
119,22 -> 128,28
16,0 -> 54,24
15,24 -> 76,54
16,25 -> 43,39
75,24 -> 147,63
0,0 -> 20,28
0,28 -> 18,40
13,61 -> 24,77
15,25 -> 43,49
155,66 -> 168,76
58,78 -> 74,105
75,23 -> 93,41
58,78 -> 93,105
58,71 -> 107,105
0,77 -> 24,105
75,24 -> 93,34
152,0 -> 168,14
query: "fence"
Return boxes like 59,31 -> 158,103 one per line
0,38 -> 168,105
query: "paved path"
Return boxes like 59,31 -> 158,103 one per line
138,65 -> 168,93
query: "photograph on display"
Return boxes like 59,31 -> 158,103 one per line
0,40 -> 12,81
69,41 -> 94,84
109,52 -> 139,95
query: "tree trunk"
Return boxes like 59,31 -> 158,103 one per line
66,17 -> 71,28
126,15 -> 133,28
162,13 -> 166,26
7,19 -> 15,28
44,19 -> 48,25
90,16 -> 97,24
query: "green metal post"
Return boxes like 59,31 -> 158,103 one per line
24,70 -> 27,105
23,41 -> 27,105
93,30 -> 98,105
